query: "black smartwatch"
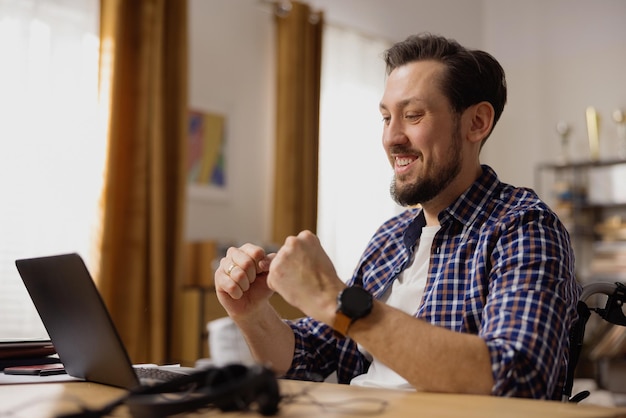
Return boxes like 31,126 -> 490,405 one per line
333,285 -> 373,338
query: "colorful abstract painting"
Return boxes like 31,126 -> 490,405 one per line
188,110 -> 226,189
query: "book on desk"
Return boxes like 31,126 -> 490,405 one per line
0,338 -> 59,371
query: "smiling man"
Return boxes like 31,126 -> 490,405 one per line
214,33 -> 581,400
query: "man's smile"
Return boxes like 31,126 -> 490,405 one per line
394,155 -> 420,174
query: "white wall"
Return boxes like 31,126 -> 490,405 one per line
481,0 -> 626,187
186,0 -> 626,245
187,0 -> 276,244
307,0 -> 482,46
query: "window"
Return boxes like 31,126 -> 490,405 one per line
0,0 -> 103,339
317,26 -> 401,282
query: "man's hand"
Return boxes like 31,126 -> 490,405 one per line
213,243 -> 297,373
267,230 -> 345,326
214,243 -> 276,320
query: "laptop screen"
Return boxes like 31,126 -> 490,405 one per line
15,253 -> 140,389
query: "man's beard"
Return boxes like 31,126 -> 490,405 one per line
390,128 -> 463,207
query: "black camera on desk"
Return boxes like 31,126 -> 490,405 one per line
125,363 -> 280,417
57,363 -> 280,418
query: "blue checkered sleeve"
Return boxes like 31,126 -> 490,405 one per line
283,317 -> 370,383
480,205 -> 579,398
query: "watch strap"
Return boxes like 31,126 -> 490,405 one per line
333,311 -> 352,338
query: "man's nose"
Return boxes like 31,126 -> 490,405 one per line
383,120 -> 409,148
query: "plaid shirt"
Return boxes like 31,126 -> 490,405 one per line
284,165 -> 581,400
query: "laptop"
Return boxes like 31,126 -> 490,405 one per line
14,253 -> 191,389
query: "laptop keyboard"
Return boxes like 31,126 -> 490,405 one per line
134,366 -> 188,385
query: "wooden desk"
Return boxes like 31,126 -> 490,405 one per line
0,379 -> 625,418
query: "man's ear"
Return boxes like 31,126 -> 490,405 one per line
466,102 -> 494,144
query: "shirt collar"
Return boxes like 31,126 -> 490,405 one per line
440,164 -> 502,228
401,164 -> 502,247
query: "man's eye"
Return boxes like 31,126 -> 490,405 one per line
381,116 -> 391,124
405,113 -> 420,121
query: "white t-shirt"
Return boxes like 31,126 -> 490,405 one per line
350,225 -> 440,390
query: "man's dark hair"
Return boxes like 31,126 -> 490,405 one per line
383,33 -> 507,144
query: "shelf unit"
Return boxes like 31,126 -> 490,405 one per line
535,159 -> 626,283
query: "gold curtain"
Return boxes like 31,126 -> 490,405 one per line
272,1 -> 324,243
97,0 -> 188,364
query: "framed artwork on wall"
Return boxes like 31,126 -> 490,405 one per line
187,109 -> 228,200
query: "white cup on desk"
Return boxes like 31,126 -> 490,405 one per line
206,316 -> 255,366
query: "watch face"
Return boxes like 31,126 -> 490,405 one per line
340,286 -> 373,319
